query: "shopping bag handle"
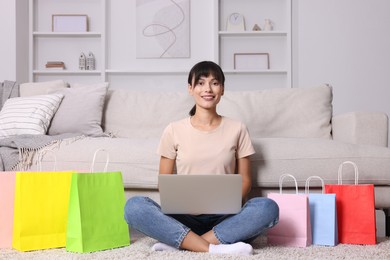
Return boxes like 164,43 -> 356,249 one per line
338,161 -> 358,185
279,174 -> 298,194
37,149 -> 57,171
90,148 -> 109,172
305,176 -> 325,194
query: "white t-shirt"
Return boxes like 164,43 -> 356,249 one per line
157,116 -> 255,175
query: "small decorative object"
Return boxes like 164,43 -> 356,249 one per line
252,24 -> 261,31
86,52 -> 95,70
263,19 -> 273,31
79,52 -> 86,70
226,13 -> 245,31
45,61 -> 65,70
52,14 -> 88,32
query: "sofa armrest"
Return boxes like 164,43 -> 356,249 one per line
332,112 -> 389,147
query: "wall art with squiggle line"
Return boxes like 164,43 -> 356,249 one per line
136,0 -> 190,58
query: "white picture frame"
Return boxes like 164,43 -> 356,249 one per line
52,14 -> 88,32
234,53 -> 270,70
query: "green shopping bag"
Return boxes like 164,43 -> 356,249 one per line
66,149 -> 130,253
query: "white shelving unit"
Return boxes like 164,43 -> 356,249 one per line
216,0 -> 292,88
219,31 -> 288,37
105,70 -> 189,75
29,0 -> 106,82
28,0 -> 291,90
32,32 -> 102,37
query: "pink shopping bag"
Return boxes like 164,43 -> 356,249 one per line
267,174 -> 312,247
0,172 -> 16,248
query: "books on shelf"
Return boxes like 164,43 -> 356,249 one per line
45,61 -> 65,70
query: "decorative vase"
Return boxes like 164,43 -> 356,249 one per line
263,19 -> 273,31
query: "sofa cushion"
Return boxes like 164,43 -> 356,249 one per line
32,137 -> 160,188
251,137 -> 390,188
218,85 -> 333,139
103,85 -> 332,139
103,90 -> 192,138
0,93 -> 64,138
48,83 -> 109,137
33,136 -> 390,191
19,80 -> 68,97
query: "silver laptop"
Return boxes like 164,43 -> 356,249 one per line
158,174 -> 242,215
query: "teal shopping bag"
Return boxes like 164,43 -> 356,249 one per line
66,149 -> 130,253
305,176 -> 338,246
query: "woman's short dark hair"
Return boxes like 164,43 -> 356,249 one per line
188,61 -> 225,116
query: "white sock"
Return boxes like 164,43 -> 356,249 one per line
151,242 -> 179,252
209,242 -> 253,256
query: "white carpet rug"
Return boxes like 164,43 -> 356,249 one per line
1,231 -> 389,260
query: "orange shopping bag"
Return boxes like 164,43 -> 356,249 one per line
325,161 -> 376,245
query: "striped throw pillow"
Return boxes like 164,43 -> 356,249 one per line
0,93 -> 64,138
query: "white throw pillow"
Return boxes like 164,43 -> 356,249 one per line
48,83 -> 109,136
0,93 -> 64,138
19,80 -> 68,97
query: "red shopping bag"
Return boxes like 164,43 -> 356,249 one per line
267,174 -> 312,247
0,172 -> 16,248
325,161 -> 376,245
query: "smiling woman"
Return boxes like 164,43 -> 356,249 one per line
123,61 -> 280,256
187,61 -> 225,117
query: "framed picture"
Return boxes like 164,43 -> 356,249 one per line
136,0 -> 190,58
52,14 -> 88,32
234,53 -> 270,70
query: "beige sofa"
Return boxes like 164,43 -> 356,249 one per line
26,83 -> 390,211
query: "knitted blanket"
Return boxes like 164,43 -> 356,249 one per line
0,134 -> 83,171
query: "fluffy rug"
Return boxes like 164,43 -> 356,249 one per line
1,231 -> 389,260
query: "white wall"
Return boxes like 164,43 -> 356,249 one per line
293,0 -> 390,119
293,0 -> 390,146
0,0 -> 16,81
0,0 -> 28,83
15,0 -> 29,83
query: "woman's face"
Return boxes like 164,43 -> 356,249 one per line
188,74 -> 224,112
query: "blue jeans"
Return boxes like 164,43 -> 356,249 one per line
124,196 -> 279,249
